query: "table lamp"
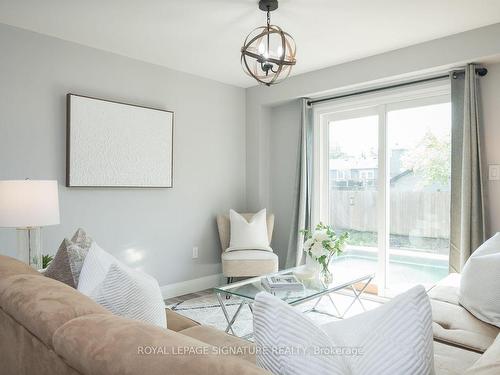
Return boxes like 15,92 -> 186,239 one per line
0,180 -> 60,269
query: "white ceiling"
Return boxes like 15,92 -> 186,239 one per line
1,0 -> 500,88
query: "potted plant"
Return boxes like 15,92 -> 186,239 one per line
38,254 -> 54,274
301,223 -> 348,284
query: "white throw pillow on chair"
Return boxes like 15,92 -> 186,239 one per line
253,285 -> 434,375
459,232 -> 500,328
227,209 -> 272,252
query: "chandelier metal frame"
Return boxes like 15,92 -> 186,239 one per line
241,0 -> 296,86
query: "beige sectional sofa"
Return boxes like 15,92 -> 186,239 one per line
0,255 -> 268,375
429,274 -> 500,374
1,254 -> 499,374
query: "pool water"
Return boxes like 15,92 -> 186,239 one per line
335,251 -> 449,291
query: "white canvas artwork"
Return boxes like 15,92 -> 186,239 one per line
67,94 -> 173,187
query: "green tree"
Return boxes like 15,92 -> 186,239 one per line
401,131 -> 450,186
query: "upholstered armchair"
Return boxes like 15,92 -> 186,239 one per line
216,212 -> 279,283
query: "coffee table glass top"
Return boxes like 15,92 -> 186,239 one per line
214,265 -> 375,306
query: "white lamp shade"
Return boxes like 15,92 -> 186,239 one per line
0,180 -> 60,228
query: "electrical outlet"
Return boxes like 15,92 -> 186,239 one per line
192,246 -> 199,259
489,164 -> 500,181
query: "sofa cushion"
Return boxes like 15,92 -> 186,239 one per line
431,299 -> 499,353
428,273 -> 461,306
53,314 -> 270,375
465,333 -> 500,374
0,273 -> 110,348
0,254 -> 40,278
0,307 -> 81,375
433,341 -> 480,375
180,325 -> 255,363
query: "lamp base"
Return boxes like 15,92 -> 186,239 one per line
16,227 -> 42,270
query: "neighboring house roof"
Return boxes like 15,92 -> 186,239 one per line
390,169 -> 412,184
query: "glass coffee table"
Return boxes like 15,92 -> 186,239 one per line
214,266 -> 375,338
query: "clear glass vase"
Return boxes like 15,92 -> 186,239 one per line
321,263 -> 333,285
305,255 -> 322,278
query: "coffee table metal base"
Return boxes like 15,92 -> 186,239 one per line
216,275 -> 374,338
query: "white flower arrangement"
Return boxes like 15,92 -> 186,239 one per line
301,223 -> 349,280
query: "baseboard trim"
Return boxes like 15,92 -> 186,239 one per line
161,273 -> 224,299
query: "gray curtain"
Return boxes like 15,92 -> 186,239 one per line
285,98 -> 313,268
449,64 -> 486,273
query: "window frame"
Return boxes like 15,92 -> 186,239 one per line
312,79 -> 451,296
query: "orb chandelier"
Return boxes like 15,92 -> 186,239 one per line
241,0 -> 296,86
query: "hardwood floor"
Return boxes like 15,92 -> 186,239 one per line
164,289 -> 212,305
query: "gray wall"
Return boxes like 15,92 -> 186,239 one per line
268,101 -> 301,267
0,24 -> 246,287
480,62 -> 500,235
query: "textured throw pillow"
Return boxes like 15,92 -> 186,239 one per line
90,263 -> 166,328
71,228 -> 93,250
253,285 -> 434,375
459,232 -> 500,328
227,209 -> 271,252
322,285 -> 435,375
77,241 -> 120,294
44,228 -> 93,288
253,291 -> 348,375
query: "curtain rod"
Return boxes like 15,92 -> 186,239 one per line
307,67 -> 488,106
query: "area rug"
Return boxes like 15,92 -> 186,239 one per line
167,291 -> 382,338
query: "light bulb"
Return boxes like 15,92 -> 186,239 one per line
258,42 -> 265,55
277,45 -> 283,57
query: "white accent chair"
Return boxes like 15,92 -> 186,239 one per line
216,212 -> 279,284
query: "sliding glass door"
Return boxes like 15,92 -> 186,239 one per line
314,82 -> 451,295
387,101 -> 451,292
327,111 -> 380,291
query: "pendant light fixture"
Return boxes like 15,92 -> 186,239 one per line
241,0 -> 296,86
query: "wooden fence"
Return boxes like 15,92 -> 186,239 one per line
329,190 -> 450,239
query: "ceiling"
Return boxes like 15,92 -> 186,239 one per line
1,0 -> 500,88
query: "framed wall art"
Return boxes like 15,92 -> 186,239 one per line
66,94 -> 174,188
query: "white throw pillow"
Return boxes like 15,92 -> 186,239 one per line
322,285 -> 435,375
253,291 -> 349,374
90,263 -> 166,328
253,285 -> 434,375
227,209 -> 271,252
77,241 -> 119,295
459,232 -> 500,328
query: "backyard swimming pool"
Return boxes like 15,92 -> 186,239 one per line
335,247 -> 449,292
